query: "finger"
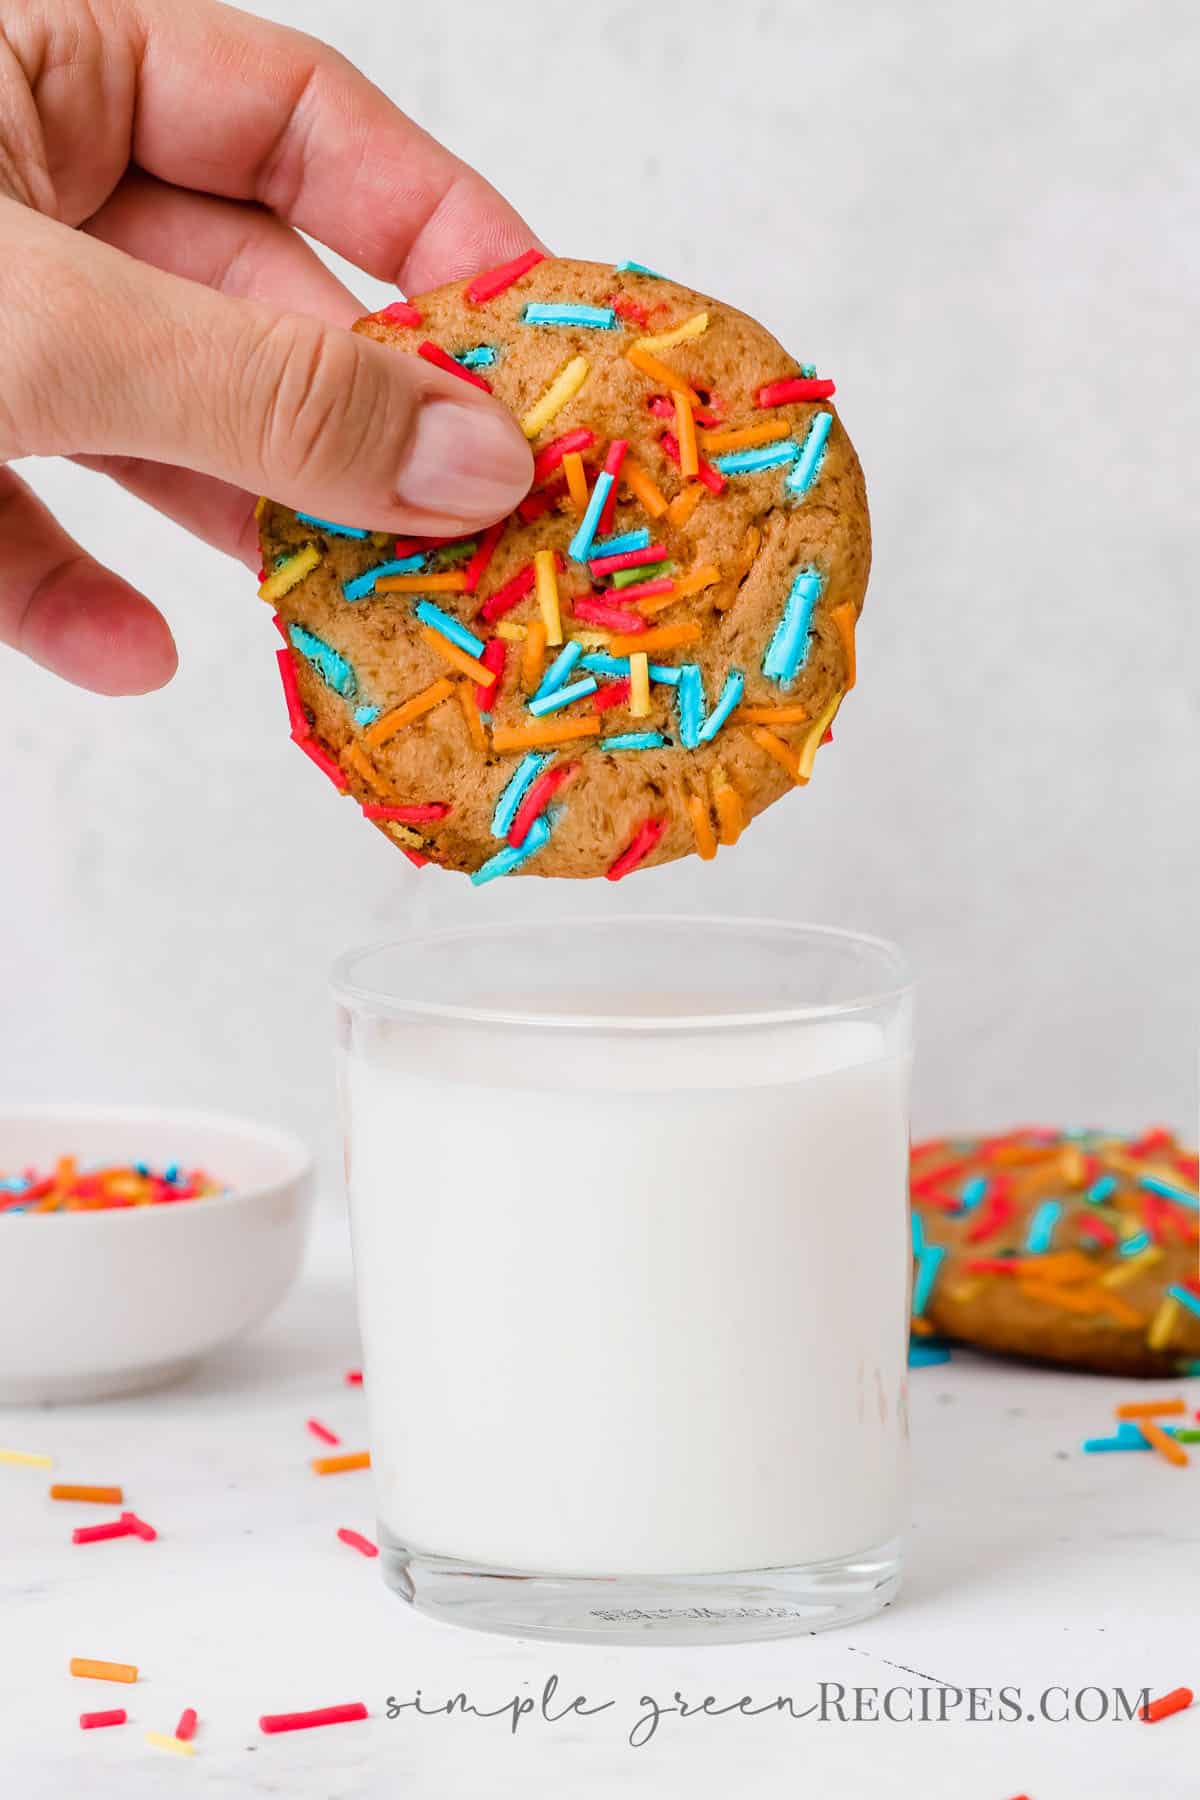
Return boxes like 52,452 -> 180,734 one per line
6,205 -> 533,535
72,454 -> 259,567
83,168 -> 362,326
128,0 -> 542,290
0,467 -> 177,694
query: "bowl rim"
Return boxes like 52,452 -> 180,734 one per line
0,1102 -> 313,1223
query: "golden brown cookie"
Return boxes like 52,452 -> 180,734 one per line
257,253 -> 870,881
910,1128 -> 1200,1377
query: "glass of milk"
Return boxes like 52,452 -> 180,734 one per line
333,916 -> 913,1645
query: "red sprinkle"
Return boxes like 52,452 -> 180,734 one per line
80,1710 -> 127,1730
417,340 -> 492,391
531,428 -> 595,486
294,735 -> 349,793
1139,1687 -> 1193,1724
507,762 -> 580,847
756,376 -> 837,406
345,1369 -> 364,1385
402,848 -> 430,870
661,430 -> 725,494
965,1186 -> 1016,1244
174,1708 -> 198,1742
276,649 -> 310,740
465,248 -> 545,304
593,678 -> 632,712
598,439 -> 628,534
373,300 -> 422,329
611,293 -> 650,327
72,1520 -> 137,1545
361,803 -> 451,823
336,1528 -> 379,1559
516,484 -> 565,524
480,563 -> 536,623
611,576 -> 675,602
271,611 -> 289,640
476,637 -> 506,707
462,521 -> 505,595
588,543 -> 666,578
573,598 -> 647,633
120,1510 -> 157,1542
1075,1214 -> 1118,1249
393,533 -> 460,558
964,1258 -> 1020,1275
606,816 -> 666,881
1127,1128 -> 1174,1159
260,1702 -> 368,1735
306,1419 -> 341,1447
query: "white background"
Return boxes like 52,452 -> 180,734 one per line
2,0 -> 1198,1164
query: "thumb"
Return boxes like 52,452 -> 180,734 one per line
7,211 -> 533,534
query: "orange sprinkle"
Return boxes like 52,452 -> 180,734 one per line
734,524 -> 761,577
750,725 -> 804,783
666,484 -> 704,529
635,589 -> 681,618
625,344 -> 699,400
374,571 -> 468,594
621,458 -> 669,519
711,769 -> 744,845
311,1451 -> 371,1476
50,1485 -> 123,1505
675,564 -> 721,598
674,392 -> 699,478
362,678 -> 454,747
686,792 -> 717,860
910,1315 -> 934,1337
1096,1290 -> 1146,1329
699,419 -> 791,453
341,742 -> 390,795
606,620 -> 702,657
831,601 -> 857,689
534,549 -> 562,647
419,626 -> 493,684
1018,1281 -> 1107,1316
491,717 -> 602,752
1116,1398 -> 1188,1420
562,451 -> 589,516
455,682 -> 487,751
521,616 -> 548,690
737,703 -> 811,725
1140,1687 -> 1194,1723
1139,1418 -> 1189,1468
70,1659 -> 137,1684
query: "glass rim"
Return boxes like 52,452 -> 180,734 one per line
330,914 -> 913,1034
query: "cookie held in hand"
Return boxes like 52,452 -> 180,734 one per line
911,1127 -> 1200,1378
258,254 -> 870,881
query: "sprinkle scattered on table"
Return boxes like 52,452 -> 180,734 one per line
259,1702 -> 368,1735
1139,1687 -> 1193,1723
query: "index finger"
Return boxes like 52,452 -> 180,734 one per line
129,0 -> 543,294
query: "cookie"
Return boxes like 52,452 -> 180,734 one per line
257,253 -> 869,881
910,1128 -> 1200,1378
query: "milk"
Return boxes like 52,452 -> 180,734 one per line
340,1011 -> 911,1579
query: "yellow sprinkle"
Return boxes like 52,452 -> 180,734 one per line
562,451 -> 590,516
675,563 -> 720,598
146,1733 -> 195,1758
258,543 -> 320,603
949,1280 -> 983,1304
380,821 -> 424,849
0,1449 -> 52,1469
534,549 -> 562,646
495,620 -> 528,641
633,310 -> 709,354
522,356 -> 590,439
522,617 -> 548,690
699,420 -> 790,453
253,494 -> 268,520
1100,1245 -> 1164,1288
796,690 -> 843,782
1147,1295 -> 1182,1351
686,791 -> 717,860
629,652 -> 651,719
666,483 -> 704,529
566,630 -> 611,649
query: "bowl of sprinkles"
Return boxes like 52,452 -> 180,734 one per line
0,1106 -> 313,1404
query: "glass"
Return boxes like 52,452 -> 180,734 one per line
333,916 -> 914,1645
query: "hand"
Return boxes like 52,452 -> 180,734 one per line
0,0 -> 540,693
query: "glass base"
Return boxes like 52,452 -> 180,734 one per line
379,1533 -> 902,1645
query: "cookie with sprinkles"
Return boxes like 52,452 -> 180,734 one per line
257,254 -> 869,881
910,1128 -> 1200,1377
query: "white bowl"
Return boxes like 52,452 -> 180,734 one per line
0,1105 -> 314,1404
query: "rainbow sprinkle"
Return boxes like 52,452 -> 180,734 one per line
471,812 -> 553,885
763,568 -> 822,686
296,514 -> 369,539
343,556 -> 424,602
413,600 -> 485,659
523,303 -> 617,330
614,259 -> 665,278
599,732 -> 667,751
528,676 -> 598,717
697,670 -> 746,744
567,471 -> 614,564
288,623 -> 357,697
785,411 -> 833,498
491,754 -> 551,837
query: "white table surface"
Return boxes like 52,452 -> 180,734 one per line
2,1212 -> 1195,1800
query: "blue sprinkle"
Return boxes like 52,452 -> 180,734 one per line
523,303 -> 618,330
1084,1423 -> 1182,1453
711,441 -> 801,476
414,600 -> 485,659
491,755 -> 550,838
353,705 -> 381,726
454,345 -> 497,368
1179,1360 -> 1200,1376
531,640 -> 584,703
1088,1174 -> 1119,1204
296,514 -> 369,539
908,1343 -> 951,1367
958,1174 -> 989,1213
591,528 -> 651,559
677,665 -> 705,749
528,676 -> 597,717
470,812 -> 552,886
343,555 -> 425,602
911,1244 -> 946,1317
762,566 -> 822,687
599,732 -> 667,751
799,362 -> 817,378
614,260 -> 664,278
164,1163 -> 180,1184
1024,1199 -> 1062,1255
910,1212 -> 925,1256
288,623 -> 357,698
697,669 -> 745,745
1119,1229 -> 1152,1257
649,663 -> 682,687
568,471 -> 614,563
1167,1284 -> 1200,1322
784,411 -> 833,498
580,652 -> 631,679
1139,1174 -> 1199,1211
